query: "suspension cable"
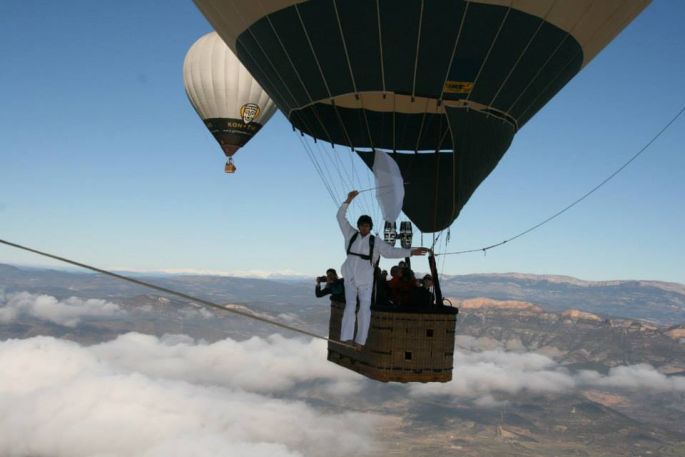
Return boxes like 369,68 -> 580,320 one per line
506,1 -> 595,116
437,103 -> 685,257
0,238 -> 359,348
296,132 -> 338,206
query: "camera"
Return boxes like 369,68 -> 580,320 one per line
317,276 -> 327,283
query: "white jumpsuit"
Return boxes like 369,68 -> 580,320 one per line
337,203 -> 411,345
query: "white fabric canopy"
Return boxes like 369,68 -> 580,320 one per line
183,32 -> 276,124
372,150 -> 405,223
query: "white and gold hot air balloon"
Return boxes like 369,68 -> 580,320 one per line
183,32 -> 277,173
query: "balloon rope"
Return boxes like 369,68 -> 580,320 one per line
0,238 -> 357,350
505,1 -> 595,116
357,182 -> 409,194
464,6 -> 512,105
438,103 -> 685,257
485,1 -> 556,110
296,133 -> 338,206
295,1 -> 375,216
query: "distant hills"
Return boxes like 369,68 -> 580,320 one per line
455,297 -> 685,374
439,272 -> 685,325
1,263 -> 684,325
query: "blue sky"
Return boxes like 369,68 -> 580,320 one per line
1,1 -> 684,283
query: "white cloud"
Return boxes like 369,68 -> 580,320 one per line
0,335 -> 378,457
0,292 -> 124,327
91,332 -> 362,394
577,364 -> 685,392
109,267 -> 310,279
178,306 -> 214,319
409,348 -> 685,403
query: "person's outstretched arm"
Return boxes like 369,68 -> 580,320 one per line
377,240 -> 430,259
336,190 -> 358,239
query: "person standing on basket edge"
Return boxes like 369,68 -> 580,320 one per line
337,190 -> 430,348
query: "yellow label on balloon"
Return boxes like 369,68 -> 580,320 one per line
240,103 -> 261,124
443,81 -> 474,94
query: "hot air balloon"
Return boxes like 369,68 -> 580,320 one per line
183,32 -> 277,173
192,0 -> 650,382
193,0 -> 649,218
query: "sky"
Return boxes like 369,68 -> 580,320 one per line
1,1 -> 684,284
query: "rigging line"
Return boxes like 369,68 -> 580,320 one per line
410,0 -> 425,102
300,138 -> 337,205
224,6 -> 340,195
335,144 -> 372,219
359,111 -> 379,216
517,2 -> 626,123
314,140 -> 344,203
431,230 -> 443,251
347,151 -> 373,220
299,134 -> 336,204
310,141 -> 341,207
0,238 -> 354,347
259,13 -> 336,147
487,0 -> 559,111
259,1 -> 368,217
291,0 -> 369,217
248,0 -> 343,177
332,105 -> 372,218
464,3 -> 512,104
352,102 -> 377,215
431,150 -> 442,232
437,2 -> 470,104
297,132 -> 338,206
440,231 -> 449,277
413,97 -> 433,152
335,0 -> 398,218
438,103 -> 685,257
294,4 -> 333,99
225,2 -> 298,112
334,146 -> 357,195
303,133 -> 342,202
327,143 -> 358,204
316,140 -> 347,203
249,1 -> 363,213
506,1 -> 594,115
331,101 -> 359,176
292,3 -> 359,206
375,0 -> 386,94
392,92 -> 396,152
332,0 -> 359,97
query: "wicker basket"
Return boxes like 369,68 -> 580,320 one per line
327,300 -> 457,383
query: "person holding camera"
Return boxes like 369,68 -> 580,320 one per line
337,190 -> 430,348
315,268 -> 345,302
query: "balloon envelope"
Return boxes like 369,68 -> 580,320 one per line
195,0 -> 650,230
183,31 -> 277,159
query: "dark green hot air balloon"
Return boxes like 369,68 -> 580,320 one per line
194,0 -> 650,232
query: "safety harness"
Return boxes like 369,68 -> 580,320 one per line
346,232 -> 375,265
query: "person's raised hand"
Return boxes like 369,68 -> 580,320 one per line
410,247 -> 431,256
344,190 -> 359,204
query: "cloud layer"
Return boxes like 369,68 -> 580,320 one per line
1,292 -> 683,455
410,336 -> 685,403
0,291 -> 123,327
0,334 -> 376,457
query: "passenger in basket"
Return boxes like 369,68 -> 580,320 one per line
337,190 -> 429,349
315,268 -> 345,302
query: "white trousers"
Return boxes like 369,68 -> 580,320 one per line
341,282 -> 373,345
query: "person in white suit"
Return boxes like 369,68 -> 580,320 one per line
337,190 -> 429,347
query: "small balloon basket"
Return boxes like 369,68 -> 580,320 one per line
327,300 -> 457,383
